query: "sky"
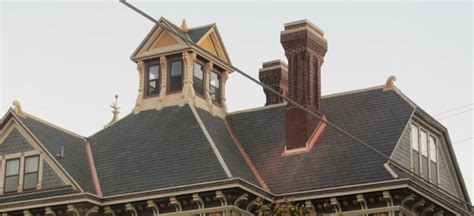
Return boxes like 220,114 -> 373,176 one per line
1,1 -> 473,199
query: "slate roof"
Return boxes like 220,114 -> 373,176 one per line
88,105 -> 257,196
4,85 -> 468,204
17,116 -> 96,194
195,108 -> 260,186
160,17 -> 214,43
226,87 -> 414,194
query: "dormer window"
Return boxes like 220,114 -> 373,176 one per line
4,158 -> 20,193
411,123 -> 439,184
168,55 -> 183,93
209,70 -> 221,104
23,155 -> 39,190
145,59 -> 161,96
193,61 -> 205,96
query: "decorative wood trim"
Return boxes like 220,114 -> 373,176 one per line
169,196 -> 182,212
104,206 -> 116,216
125,203 -> 138,216
85,206 -> 99,216
146,200 -> 160,216
192,193 -> 204,209
44,207 -> 56,216
66,204 -> 80,216
215,190 -> 227,206
234,193 -> 249,208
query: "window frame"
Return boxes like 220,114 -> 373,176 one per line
144,58 -> 161,97
410,122 -> 440,185
193,59 -> 206,97
167,55 -> 184,94
22,155 -> 39,191
4,158 -> 20,194
209,68 -> 223,106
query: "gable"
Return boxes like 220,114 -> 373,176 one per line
197,29 -> 230,63
0,118 -> 72,194
131,26 -> 188,61
199,35 -> 218,56
151,31 -> 181,49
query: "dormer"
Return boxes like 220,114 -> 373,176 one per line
130,17 -> 232,118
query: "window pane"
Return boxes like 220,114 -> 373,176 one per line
411,125 -> 419,151
193,63 -> 204,95
193,63 -> 204,80
4,176 -> 19,193
23,173 -> 38,190
169,60 -> 183,91
25,156 -> 39,173
210,72 -> 220,87
429,136 -> 437,162
148,80 -> 158,95
6,159 -> 20,176
210,72 -> 221,103
421,131 -> 428,156
148,65 -> 160,80
171,61 -> 182,76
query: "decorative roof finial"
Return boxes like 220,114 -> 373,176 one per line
383,75 -> 397,91
181,19 -> 189,32
12,100 -> 25,116
105,95 -> 120,127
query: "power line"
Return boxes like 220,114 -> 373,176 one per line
119,1 -> 472,208
437,108 -> 473,120
452,137 -> 473,144
433,103 -> 473,117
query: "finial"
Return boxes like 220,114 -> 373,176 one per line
12,100 -> 25,116
181,19 -> 189,32
105,95 -> 120,127
383,75 -> 397,91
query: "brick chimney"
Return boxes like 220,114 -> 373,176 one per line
259,60 -> 288,105
281,19 -> 328,150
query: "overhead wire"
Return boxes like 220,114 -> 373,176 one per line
433,103 -> 473,117
118,0 -> 473,208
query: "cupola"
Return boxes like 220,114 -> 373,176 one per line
130,17 -> 232,118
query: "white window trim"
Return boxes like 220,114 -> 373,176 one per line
0,151 -> 42,194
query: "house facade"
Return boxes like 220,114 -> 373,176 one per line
0,17 -> 472,216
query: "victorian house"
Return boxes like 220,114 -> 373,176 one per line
0,15 -> 472,216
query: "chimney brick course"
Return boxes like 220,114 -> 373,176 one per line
281,19 -> 328,150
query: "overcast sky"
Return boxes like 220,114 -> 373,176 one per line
1,1 -> 472,198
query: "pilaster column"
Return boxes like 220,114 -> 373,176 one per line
181,51 -> 197,105
204,62 -> 214,112
156,56 -> 167,110
133,60 -> 145,114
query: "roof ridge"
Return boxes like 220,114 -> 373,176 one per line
188,103 -> 233,178
22,112 -> 85,140
321,85 -> 384,99
188,23 -> 215,30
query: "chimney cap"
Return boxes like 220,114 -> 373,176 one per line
260,59 -> 288,72
283,19 -> 324,36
